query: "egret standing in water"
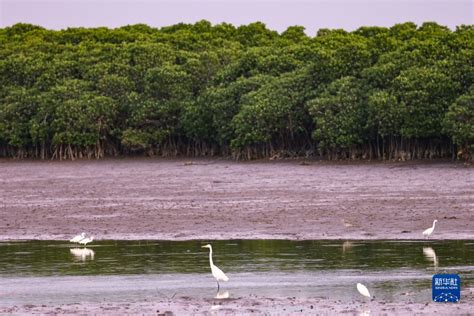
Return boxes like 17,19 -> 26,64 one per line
357,283 -> 371,299
422,220 -> 438,238
202,244 -> 229,290
69,232 -> 85,243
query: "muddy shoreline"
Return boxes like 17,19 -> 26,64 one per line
4,297 -> 474,315
1,158 -> 472,241
1,159 -> 473,315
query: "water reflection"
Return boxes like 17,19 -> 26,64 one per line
0,240 -> 473,309
422,247 -> 438,268
70,248 -> 95,261
0,240 -> 472,277
359,308 -> 371,316
342,241 -> 353,254
214,290 -> 230,299
210,304 -> 221,311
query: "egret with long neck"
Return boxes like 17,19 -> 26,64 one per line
202,244 -> 229,290
422,220 -> 438,238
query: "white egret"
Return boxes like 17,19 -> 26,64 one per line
69,232 -> 85,243
357,283 -> 371,298
202,244 -> 229,290
79,236 -> 94,246
422,220 -> 438,238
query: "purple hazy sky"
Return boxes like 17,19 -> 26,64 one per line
1,0 -> 472,34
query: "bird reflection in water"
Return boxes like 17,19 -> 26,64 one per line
342,241 -> 353,254
211,291 -> 230,312
214,290 -> 230,299
359,308 -> 371,316
423,247 -> 438,268
70,248 -> 95,261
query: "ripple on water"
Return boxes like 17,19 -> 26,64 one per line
0,239 -> 472,306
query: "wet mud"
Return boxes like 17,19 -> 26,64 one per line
1,159 -> 472,241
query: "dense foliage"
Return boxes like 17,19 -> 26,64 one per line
0,21 -> 473,160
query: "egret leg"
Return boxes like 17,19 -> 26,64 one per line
217,281 -> 220,291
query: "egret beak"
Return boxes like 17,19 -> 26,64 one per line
201,246 -> 207,248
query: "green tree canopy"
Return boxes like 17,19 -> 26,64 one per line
0,21 -> 472,160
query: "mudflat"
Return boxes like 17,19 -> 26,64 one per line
4,296 -> 474,315
1,159 -> 472,241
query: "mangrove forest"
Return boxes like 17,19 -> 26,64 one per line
0,21 -> 472,160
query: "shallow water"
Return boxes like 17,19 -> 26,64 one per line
0,240 -> 473,306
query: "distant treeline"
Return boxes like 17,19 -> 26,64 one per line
0,21 -> 472,160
